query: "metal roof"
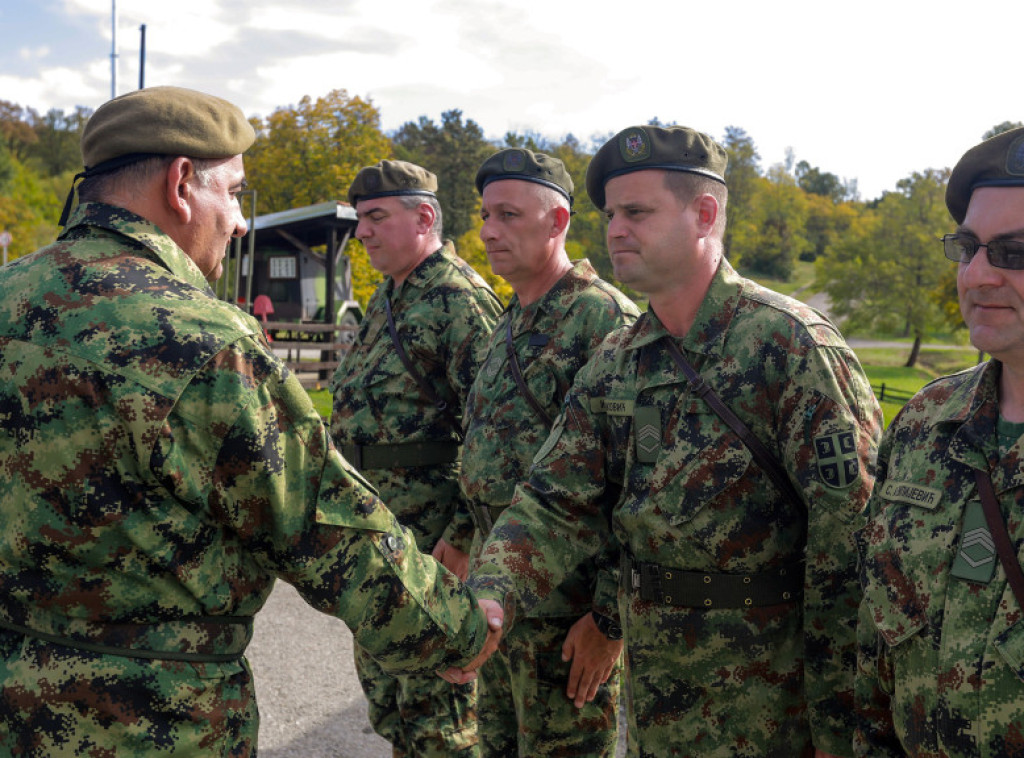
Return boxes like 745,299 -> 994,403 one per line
248,201 -> 358,249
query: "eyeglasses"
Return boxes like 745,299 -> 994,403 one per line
942,233 -> 1024,271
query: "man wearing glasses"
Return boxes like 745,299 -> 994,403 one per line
856,127 -> 1024,756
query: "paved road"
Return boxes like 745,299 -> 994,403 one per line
248,581 -> 628,757
248,582 -> 390,758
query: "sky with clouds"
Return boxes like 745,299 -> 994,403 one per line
1,0 -> 1021,201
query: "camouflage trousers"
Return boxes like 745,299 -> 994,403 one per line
478,614 -> 621,757
0,630 -> 257,756
621,595 -> 813,758
354,641 -> 479,757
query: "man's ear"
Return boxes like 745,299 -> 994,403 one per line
550,205 -> 571,238
165,156 -> 195,225
695,194 -> 719,236
416,201 -> 436,234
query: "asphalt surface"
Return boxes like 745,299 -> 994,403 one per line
248,581 -> 628,757
248,581 -> 391,758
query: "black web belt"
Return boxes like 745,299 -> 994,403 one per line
340,441 -> 460,471
623,554 -> 803,609
0,611 -> 252,663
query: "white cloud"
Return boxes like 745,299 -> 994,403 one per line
18,46 -> 51,62
4,0 -> 1021,199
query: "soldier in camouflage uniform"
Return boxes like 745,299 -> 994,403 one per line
330,160 -> 503,757
460,125 -> 882,757
0,87 -> 500,758
856,128 -> 1024,757
446,148 -> 639,756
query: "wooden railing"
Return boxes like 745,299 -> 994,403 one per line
261,320 -> 357,389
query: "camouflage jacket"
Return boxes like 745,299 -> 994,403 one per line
856,360 -> 1024,757
459,259 -> 639,618
0,204 -> 488,756
470,258 -> 881,755
330,241 -> 502,554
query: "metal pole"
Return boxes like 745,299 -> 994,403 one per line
110,0 -> 118,99
139,24 -> 146,89
244,190 -> 257,311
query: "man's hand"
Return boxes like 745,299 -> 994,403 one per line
438,598 -> 503,684
432,538 -> 470,581
561,612 -> 623,709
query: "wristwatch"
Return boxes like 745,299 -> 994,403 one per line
591,611 -> 623,641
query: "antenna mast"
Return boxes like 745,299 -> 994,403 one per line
110,0 -> 119,99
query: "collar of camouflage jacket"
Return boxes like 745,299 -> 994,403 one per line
507,258 -> 599,330
58,202 -> 214,294
621,256 -> 740,358
392,240 -> 459,296
940,360 -> 1024,491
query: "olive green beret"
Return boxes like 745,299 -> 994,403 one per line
475,148 -> 574,206
348,160 -> 437,205
585,125 -> 728,209
946,127 -> 1024,224
81,86 -> 255,170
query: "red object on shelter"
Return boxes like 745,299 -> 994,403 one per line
253,294 -> 274,342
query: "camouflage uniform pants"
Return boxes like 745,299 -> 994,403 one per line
478,615 -> 621,757
354,641 -> 479,757
0,630 -> 257,756
622,597 -> 812,758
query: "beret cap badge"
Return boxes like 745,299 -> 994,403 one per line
586,124 -> 728,209
1007,134 -> 1024,176
475,148 -> 574,206
502,150 -> 528,173
620,129 -> 651,163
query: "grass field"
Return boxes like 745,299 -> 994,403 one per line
308,388 -> 333,419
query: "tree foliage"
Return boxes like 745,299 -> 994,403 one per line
0,88 -> 987,345
0,101 -> 39,163
983,121 -> 1024,140
392,110 -> 493,241
245,89 -> 391,214
815,169 -> 953,366
795,160 -> 855,204
0,101 -> 90,177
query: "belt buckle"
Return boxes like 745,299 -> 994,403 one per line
638,562 -> 662,602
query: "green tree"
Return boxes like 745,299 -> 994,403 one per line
0,101 -> 39,164
794,160 -> 854,204
816,168 -> 953,367
243,89 -> 392,310
245,89 -> 391,214
721,126 -> 761,261
392,110 -> 493,241
547,134 -> 618,287
0,142 -> 14,194
27,106 -> 90,176
731,168 -> 811,280
0,157 -> 64,261
802,191 -> 858,262
983,121 -> 1024,139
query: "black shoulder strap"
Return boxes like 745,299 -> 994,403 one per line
384,297 -> 463,440
662,338 -> 807,519
975,468 -> 1024,611
505,320 -> 554,428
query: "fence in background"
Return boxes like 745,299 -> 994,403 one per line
872,383 -> 915,408
262,321 -> 357,389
